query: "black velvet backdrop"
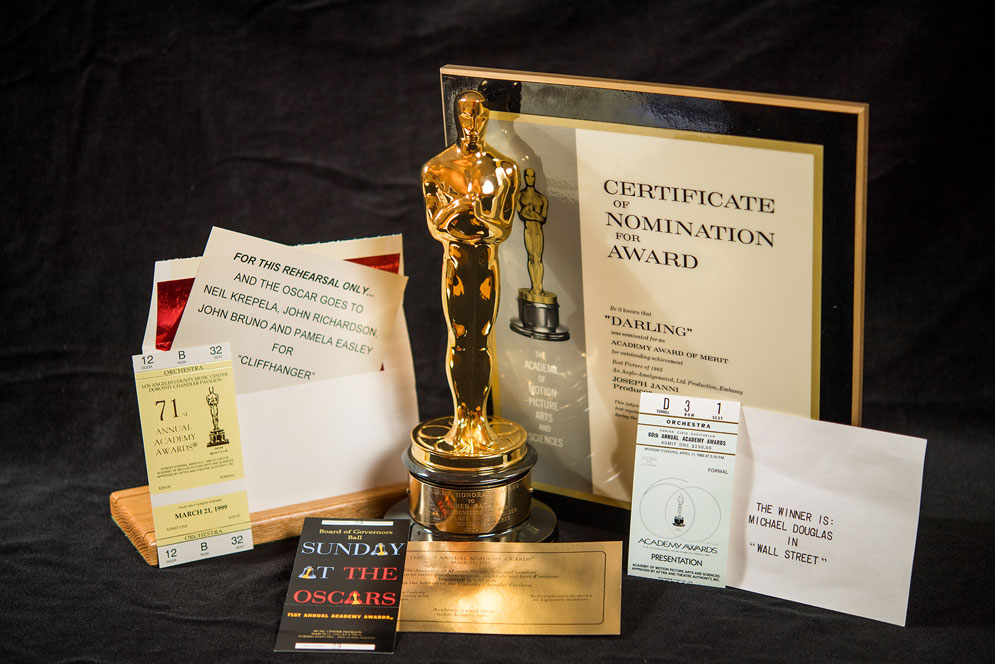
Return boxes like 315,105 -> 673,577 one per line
1,2 -> 991,662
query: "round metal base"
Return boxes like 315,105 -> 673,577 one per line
385,498 -> 557,542
510,318 -> 570,341
402,445 -> 538,535
510,294 -> 570,341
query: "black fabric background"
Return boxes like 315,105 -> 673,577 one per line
1,1 -> 991,662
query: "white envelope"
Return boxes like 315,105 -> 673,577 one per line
727,406 -> 926,625
236,309 -> 415,511
142,235 -> 417,512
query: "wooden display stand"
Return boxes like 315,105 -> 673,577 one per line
110,483 -> 407,566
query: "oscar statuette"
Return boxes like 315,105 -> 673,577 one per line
509,166 -> 570,341
391,90 -> 556,541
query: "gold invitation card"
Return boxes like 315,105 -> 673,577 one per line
398,541 -> 621,635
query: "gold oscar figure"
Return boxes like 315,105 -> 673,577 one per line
396,91 -> 556,541
510,167 -> 570,341
205,386 -> 229,446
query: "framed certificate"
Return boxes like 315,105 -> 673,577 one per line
439,65 -> 867,506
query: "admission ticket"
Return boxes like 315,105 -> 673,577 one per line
133,343 -> 253,567
628,393 -> 740,587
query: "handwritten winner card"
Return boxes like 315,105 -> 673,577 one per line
172,228 -> 408,394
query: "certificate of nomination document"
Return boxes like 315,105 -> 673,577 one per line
628,393 -> 740,587
133,343 -> 253,567
398,541 -> 621,635
488,112 -> 822,504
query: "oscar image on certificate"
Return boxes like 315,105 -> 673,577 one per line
391,91 -> 556,541
510,166 -> 570,341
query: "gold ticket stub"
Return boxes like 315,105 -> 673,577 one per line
133,342 -> 253,567
398,541 -> 621,635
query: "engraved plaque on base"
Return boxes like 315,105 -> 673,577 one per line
388,91 -> 556,542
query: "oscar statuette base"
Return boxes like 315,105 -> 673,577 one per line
385,497 -> 557,543
510,290 -> 569,341
387,419 -> 557,542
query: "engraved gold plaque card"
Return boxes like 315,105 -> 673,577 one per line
391,91 -> 556,542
